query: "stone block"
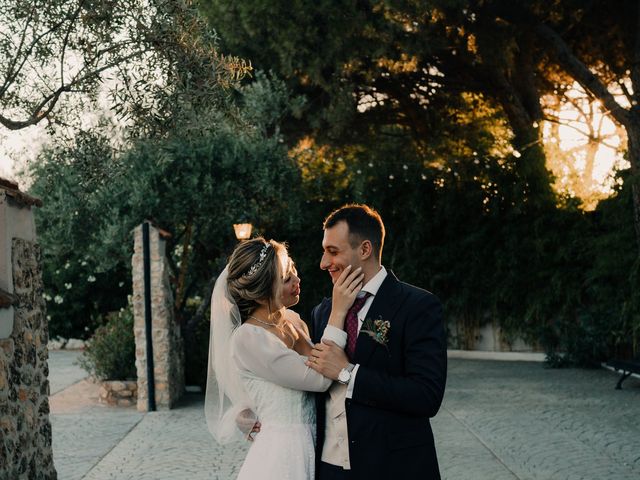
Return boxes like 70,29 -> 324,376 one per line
65,338 -> 85,350
110,381 -> 125,392
132,224 -> 184,412
0,218 -> 55,478
46,338 -> 65,350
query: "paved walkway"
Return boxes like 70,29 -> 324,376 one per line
49,353 -> 640,479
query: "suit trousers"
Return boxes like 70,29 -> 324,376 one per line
319,462 -> 352,480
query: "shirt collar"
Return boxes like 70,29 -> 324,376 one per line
359,265 -> 387,298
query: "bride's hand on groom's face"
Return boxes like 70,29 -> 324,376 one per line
306,340 -> 349,380
332,265 -> 364,316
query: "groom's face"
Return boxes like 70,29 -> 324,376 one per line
321,221 -> 362,284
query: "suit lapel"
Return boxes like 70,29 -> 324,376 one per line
315,299 -> 332,343
354,271 -> 404,365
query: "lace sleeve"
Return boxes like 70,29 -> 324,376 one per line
232,325 -> 333,392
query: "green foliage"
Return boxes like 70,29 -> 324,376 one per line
287,103 -> 639,367
29,130 -> 131,338
78,304 -> 136,381
0,0 -> 250,131
28,73 -> 301,341
200,0 -> 640,368
182,293 -> 215,389
21,0 -> 640,390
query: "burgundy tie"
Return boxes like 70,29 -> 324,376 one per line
345,293 -> 371,360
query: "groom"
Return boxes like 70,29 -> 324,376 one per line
307,204 -> 447,480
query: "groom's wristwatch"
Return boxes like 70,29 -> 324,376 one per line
338,363 -> 355,385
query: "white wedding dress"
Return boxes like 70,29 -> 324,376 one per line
231,324 -> 343,480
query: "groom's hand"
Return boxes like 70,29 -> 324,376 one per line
306,340 -> 349,380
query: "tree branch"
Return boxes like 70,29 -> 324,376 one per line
631,3 -> 640,108
60,1 -> 86,86
0,3 -> 37,97
543,114 -> 590,138
0,8 -> 72,99
535,23 -> 630,127
618,79 -> 634,105
0,48 -> 149,130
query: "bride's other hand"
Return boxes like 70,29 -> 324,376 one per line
329,265 -> 364,329
236,409 -> 260,441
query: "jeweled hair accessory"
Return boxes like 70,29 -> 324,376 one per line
243,243 -> 272,278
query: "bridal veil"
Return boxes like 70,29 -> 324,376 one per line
204,266 -> 256,443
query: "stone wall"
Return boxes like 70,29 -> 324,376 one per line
0,180 -> 56,479
98,380 -> 138,407
132,224 -> 184,411
448,319 -> 539,352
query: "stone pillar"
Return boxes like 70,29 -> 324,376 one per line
0,178 -> 56,479
132,223 -> 184,411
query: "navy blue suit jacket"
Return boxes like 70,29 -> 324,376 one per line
310,271 -> 447,479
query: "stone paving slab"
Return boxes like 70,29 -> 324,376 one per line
48,356 -> 640,479
441,360 -> 640,480
83,395 -> 249,480
49,357 -> 143,480
432,410 -> 519,480
51,410 -> 144,480
48,350 -> 86,395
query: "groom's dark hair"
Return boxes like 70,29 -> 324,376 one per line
324,204 -> 385,261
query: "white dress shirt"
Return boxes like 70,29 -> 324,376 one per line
320,266 -> 388,469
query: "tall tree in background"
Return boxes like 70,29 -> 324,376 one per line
200,0 -> 556,208
201,0 -> 640,252
0,0 -> 249,132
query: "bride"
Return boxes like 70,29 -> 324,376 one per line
205,237 -> 363,479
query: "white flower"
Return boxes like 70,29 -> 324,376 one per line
54,295 -> 64,304
64,262 -> 70,270
43,293 -> 52,301
118,281 -> 125,287
87,275 -> 96,283
388,174 -> 395,180
402,164 -> 408,170
64,283 -> 72,290
81,261 -> 87,266
512,150 -> 522,158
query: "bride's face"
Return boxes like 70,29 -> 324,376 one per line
281,257 -> 301,308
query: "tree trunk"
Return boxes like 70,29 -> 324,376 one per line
174,219 -> 193,316
583,139 -> 598,199
625,113 -> 640,251
489,69 -> 555,208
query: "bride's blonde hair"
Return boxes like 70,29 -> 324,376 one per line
226,237 -> 287,323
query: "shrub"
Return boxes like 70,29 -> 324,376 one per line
78,304 -> 136,381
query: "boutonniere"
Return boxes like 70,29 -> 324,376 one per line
361,316 -> 391,347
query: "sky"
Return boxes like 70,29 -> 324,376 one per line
0,125 -> 46,182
